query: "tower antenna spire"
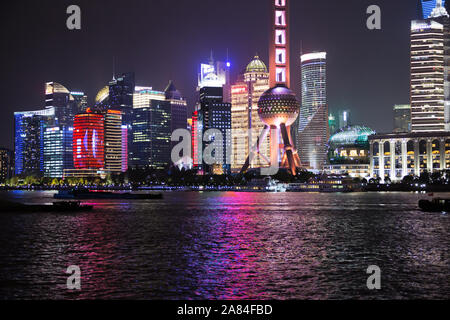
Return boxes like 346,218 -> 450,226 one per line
209,50 -> 214,65
112,56 -> 116,81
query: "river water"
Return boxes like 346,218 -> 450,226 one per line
0,191 -> 448,300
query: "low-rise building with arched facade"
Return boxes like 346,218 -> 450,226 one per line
369,132 -> 450,182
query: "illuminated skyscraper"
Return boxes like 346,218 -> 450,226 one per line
71,91 -> 88,113
121,125 -> 128,172
43,126 -> 73,178
45,82 -> 78,127
73,112 -> 105,170
231,56 -> 270,170
298,52 -> 329,170
14,108 -> 55,176
338,110 -> 351,129
0,148 -> 13,182
198,86 -> 232,174
109,72 -> 135,164
131,88 -> 172,169
165,80 -> 188,134
95,86 -> 110,108
191,110 -> 200,168
198,53 -> 231,103
104,110 -> 123,174
410,17 -> 450,132
43,83 -> 85,177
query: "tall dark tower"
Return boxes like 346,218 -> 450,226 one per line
241,0 -> 301,175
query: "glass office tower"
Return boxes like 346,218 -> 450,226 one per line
131,88 -> 172,170
410,19 -> 449,132
14,108 -> 55,176
109,72 -> 135,164
43,126 -> 73,178
298,52 -> 329,170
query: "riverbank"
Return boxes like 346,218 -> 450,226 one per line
2,184 -> 450,193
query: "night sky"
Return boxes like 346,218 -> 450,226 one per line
0,0 -> 422,150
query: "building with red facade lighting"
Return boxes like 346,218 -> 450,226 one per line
64,109 -> 127,178
191,110 -> 200,168
73,111 -> 105,170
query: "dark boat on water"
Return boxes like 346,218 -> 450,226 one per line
0,200 -> 93,213
54,189 -> 163,200
419,198 -> 450,212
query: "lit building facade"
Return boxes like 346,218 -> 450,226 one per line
104,110 -> 123,174
338,110 -> 351,129
121,125 -> 128,172
198,54 -> 231,103
191,110 -> 200,168
131,88 -> 172,169
71,91 -> 88,113
369,132 -> 450,181
165,81 -> 188,133
324,126 -> 376,178
73,112 -> 105,170
421,0 -> 448,19
109,72 -> 135,163
43,126 -> 73,178
198,86 -> 232,173
231,56 -> 271,171
14,108 -> 55,176
393,104 -> 412,133
298,52 -> 329,170
45,82 -> 79,127
328,114 -> 337,135
43,82 -> 85,177
410,17 -> 450,132
0,148 -> 13,182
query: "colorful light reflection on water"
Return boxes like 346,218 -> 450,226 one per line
0,191 -> 448,300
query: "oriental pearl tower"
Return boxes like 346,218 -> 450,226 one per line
241,0 -> 301,175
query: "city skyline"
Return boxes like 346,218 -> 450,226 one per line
0,0 -> 422,150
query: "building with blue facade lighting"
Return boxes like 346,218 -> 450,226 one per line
420,0 -> 447,19
14,108 -> 55,176
43,126 -> 74,178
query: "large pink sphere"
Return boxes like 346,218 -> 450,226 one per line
257,86 -> 300,127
